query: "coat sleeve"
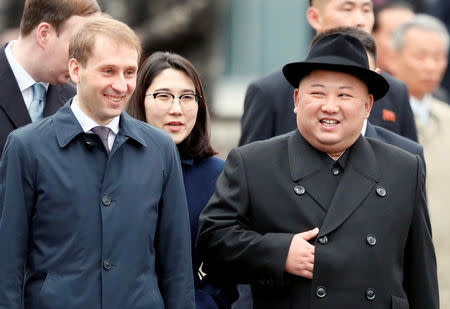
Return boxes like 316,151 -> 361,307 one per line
197,148 -> 294,285
403,156 -> 439,309
155,142 -> 195,309
0,133 -> 34,309
238,81 -> 276,146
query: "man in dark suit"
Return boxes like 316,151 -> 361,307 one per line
0,15 -> 195,308
0,0 -> 101,155
239,0 -> 418,146
198,32 -> 438,309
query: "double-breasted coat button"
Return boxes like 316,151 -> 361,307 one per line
366,234 -> 377,246
331,167 -> 341,175
294,185 -> 305,195
376,185 -> 386,197
102,195 -> 112,206
316,286 -> 327,298
103,259 -> 112,270
366,288 -> 376,300
318,236 -> 328,245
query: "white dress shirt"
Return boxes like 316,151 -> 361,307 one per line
410,94 -> 431,127
5,41 -> 49,109
70,96 -> 120,151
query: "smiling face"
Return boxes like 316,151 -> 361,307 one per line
69,35 -> 139,125
144,68 -> 199,144
294,70 -> 373,159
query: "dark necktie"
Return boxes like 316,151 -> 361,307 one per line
91,126 -> 111,153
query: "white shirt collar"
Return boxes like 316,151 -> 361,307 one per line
5,41 -> 49,92
410,94 -> 431,126
70,96 -> 120,134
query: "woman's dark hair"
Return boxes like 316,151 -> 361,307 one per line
127,51 -> 217,159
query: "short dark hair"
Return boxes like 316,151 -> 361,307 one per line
311,26 -> 377,62
20,0 -> 100,36
69,14 -> 141,67
373,1 -> 414,33
127,51 -> 217,159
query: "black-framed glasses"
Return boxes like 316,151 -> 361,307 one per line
146,92 -> 200,110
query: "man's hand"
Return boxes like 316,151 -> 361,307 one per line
285,227 -> 319,279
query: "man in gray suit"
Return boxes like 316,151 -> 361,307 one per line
0,0 -> 100,154
198,32 -> 438,309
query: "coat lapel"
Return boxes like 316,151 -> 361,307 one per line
0,46 -> 31,127
288,130 -> 331,211
319,136 -> 380,236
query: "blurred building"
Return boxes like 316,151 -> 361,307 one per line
214,0 -> 311,117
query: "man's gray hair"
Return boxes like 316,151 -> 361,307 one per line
392,14 -> 449,52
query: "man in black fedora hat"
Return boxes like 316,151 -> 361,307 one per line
197,33 -> 438,309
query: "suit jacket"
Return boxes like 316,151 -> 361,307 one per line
197,130 -> 438,309
0,102 -> 195,309
0,45 -> 76,155
239,70 -> 418,146
365,122 -> 424,163
415,97 -> 450,308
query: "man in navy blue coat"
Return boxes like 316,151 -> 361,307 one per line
0,16 -> 195,309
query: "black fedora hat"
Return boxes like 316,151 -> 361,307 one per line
282,33 -> 389,101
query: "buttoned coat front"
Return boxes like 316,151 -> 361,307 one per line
197,130 -> 438,309
0,103 -> 195,309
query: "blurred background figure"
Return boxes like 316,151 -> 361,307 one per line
393,14 -> 448,109
372,0 -> 430,13
431,0 -> 450,103
372,1 -> 414,75
392,13 -> 450,308
127,51 -> 238,309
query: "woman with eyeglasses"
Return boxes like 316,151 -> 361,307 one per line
127,51 -> 237,309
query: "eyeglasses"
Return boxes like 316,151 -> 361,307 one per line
146,92 -> 200,110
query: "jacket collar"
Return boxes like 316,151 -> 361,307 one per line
54,100 -> 149,149
289,129 -> 380,181
288,130 -> 381,236
0,45 -> 30,127
320,135 -> 381,236
288,130 -> 324,182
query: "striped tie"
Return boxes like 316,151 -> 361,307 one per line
92,126 -> 111,153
